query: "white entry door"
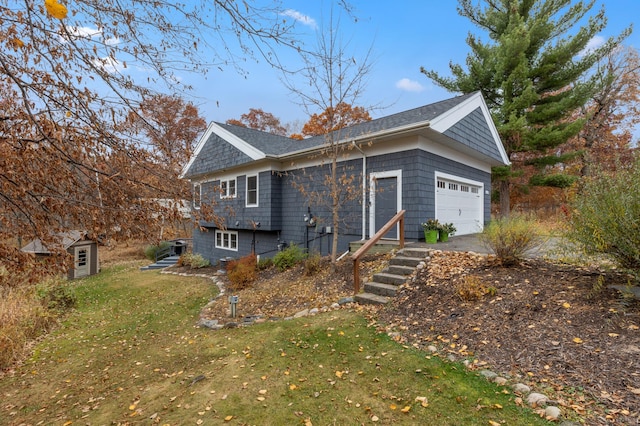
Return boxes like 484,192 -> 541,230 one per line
74,246 -> 90,278
435,173 -> 483,235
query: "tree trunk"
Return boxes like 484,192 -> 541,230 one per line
499,179 -> 510,218
330,157 -> 339,271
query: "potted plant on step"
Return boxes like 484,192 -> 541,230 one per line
421,219 -> 440,244
438,222 -> 456,242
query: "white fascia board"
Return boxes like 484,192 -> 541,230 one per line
429,92 -> 510,166
179,122 -> 266,179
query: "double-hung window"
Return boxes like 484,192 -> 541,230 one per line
220,178 -> 236,199
246,175 -> 258,207
215,230 -> 238,251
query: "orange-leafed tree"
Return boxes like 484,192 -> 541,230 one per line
126,94 -> 207,173
226,108 -> 288,136
301,103 -> 371,137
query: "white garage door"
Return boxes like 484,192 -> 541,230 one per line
435,174 -> 483,235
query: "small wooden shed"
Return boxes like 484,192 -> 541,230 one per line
21,230 -> 99,279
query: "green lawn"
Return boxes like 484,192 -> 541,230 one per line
0,262 -> 551,425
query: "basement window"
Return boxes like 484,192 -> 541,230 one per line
215,230 -> 238,251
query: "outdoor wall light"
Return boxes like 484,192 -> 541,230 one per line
235,221 -> 240,226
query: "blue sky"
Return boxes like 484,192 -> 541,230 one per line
182,1 -> 639,130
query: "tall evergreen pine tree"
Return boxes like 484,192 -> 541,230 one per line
422,0 -> 630,216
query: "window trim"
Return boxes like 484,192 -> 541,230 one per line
193,183 -> 201,209
246,174 -> 258,207
215,230 -> 238,251
219,178 -> 237,199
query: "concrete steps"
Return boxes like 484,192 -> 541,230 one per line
355,246 -> 430,305
140,255 -> 180,271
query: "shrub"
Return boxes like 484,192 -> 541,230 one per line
273,243 -> 306,271
568,159 -> 640,271
36,277 -> 77,312
480,214 -> 544,266
143,241 -> 171,261
227,254 -> 257,291
455,275 -> 495,301
304,252 -> 323,276
257,257 -> 274,271
179,252 -> 210,269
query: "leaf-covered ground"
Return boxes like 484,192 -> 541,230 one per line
195,250 -> 640,424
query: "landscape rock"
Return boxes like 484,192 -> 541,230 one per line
513,383 -> 531,394
479,370 -> 498,380
197,319 -> 219,329
330,302 -> 340,309
526,392 -> 549,407
493,376 -> 508,386
293,309 -> 309,318
426,345 -> 438,353
545,405 -> 562,420
309,308 -> 319,315
338,296 -> 355,305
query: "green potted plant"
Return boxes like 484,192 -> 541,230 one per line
438,222 -> 456,242
421,219 -> 440,244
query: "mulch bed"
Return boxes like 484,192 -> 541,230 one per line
378,250 -> 640,425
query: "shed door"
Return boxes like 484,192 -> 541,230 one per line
436,175 -> 483,235
74,246 -> 90,278
369,170 -> 402,239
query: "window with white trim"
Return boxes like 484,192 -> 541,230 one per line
448,183 -> 458,191
193,183 -> 201,209
437,180 -> 446,189
461,185 -> 470,192
215,230 -> 238,251
471,187 -> 479,194
220,178 -> 236,199
246,175 -> 258,207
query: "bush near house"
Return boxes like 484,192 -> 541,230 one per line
568,157 -> 640,272
273,243 -> 307,271
480,214 -> 544,265
227,254 -> 257,291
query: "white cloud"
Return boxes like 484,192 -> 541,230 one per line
104,36 -> 120,46
65,25 -> 102,39
92,56 -> 124,74
281,9 -> 317,29
395,78 -> 425,93
579,35 -> 605,57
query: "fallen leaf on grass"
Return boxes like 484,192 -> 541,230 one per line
572,337 -> 584,344
224,415 -> 233,421
400,406 -> 411,413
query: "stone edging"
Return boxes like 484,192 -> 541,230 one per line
160,268 -> 357,330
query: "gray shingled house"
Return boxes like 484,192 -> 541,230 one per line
181,92 -> 509,264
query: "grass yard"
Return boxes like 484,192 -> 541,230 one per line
0,262 -> 551,425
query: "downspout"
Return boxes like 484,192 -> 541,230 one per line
352,141 -> 367,241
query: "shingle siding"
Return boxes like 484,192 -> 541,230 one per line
184,133 -> 253,178
444,107 -> 502,162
